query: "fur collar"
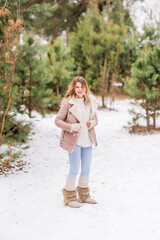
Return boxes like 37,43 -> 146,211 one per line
68,95 -> 98,122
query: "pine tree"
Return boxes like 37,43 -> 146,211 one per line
14,36 -> 45,117
14,34 -> 58,115
69,6 -> 128,106
44,36 -> 75,110
0,3 -> 23,143
124,45 -> 160,131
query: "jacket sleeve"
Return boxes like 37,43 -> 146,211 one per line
55,100 -> 72,132
89,113 -> 98,129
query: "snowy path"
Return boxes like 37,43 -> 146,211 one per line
0,100 -> 160,240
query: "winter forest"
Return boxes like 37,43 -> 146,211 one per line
0,0 -> 160,239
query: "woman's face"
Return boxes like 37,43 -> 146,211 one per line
74,82 -> 85,98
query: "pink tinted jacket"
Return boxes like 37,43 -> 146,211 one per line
55,95 -> 98,153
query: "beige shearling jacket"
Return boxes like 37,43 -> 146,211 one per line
55,94 -> 98,153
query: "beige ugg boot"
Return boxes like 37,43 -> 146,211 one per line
62,177 -> 81,208
77,174 -> 97,204
62,188 -> 80,208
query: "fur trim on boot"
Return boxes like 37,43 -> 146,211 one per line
76,186 -> 97,204
62,188 -> 81,208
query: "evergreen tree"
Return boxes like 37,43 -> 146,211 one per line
0,0 -> 89,39
44,36 -> 75,110
14,34 -> 62,115
124,45 -> 160,131
0,3 -> 23,143
69,6 -> 128,106
14,36 -> 46,117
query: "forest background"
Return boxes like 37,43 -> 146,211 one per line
0,0 -> 160,167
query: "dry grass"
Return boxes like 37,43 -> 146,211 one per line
129,124 -> 160,135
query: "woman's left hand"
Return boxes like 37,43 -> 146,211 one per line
86,121 -> 91,128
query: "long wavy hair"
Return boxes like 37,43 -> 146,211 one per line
65,76 -> 91,104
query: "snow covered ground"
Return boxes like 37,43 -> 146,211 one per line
0,99 -> 160,240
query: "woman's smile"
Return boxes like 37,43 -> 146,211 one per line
75,82 -> 85,98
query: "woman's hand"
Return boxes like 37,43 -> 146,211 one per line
71,123 -> 82,133
86,121 -> 91,128
86,119 -> 97,129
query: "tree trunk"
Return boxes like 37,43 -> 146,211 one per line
56,83 -> 59,96
100,51 -> 108,108
29,67 -> 32,118
22,76 -> 25,104
145,101 -> 150,131
101,95 -> 106,108
153,107 -> 156,129
101,72 -> 106,108
0,61 -> 16,144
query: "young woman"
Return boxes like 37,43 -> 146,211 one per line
55,76 -> 98,208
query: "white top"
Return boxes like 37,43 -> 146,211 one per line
75,97 -> 92,147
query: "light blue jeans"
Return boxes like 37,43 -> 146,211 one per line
68,145 -> 92,179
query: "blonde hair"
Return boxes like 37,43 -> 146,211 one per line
65,76 -> 91,104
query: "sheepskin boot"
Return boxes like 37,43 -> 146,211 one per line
77,174 -> 97,204
62,177 -> 81,208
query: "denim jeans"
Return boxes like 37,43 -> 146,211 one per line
68,145 -> 92,179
